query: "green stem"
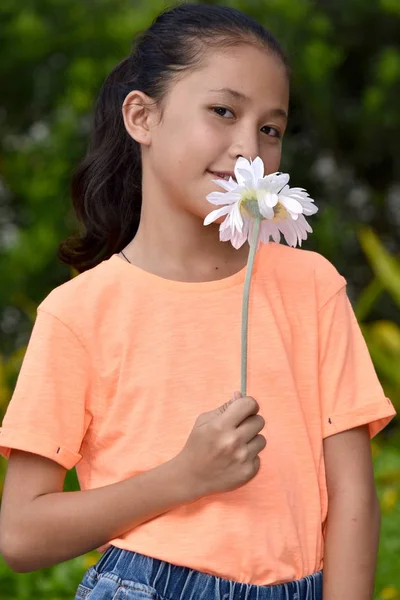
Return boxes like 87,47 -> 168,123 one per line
241,216 -> 262,396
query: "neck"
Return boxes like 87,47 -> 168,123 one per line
123,211 -> 249,284
121,165 -> 250,282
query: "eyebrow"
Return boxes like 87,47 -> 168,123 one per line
208,87 -> 288,120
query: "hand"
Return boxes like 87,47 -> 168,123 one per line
176,392 -> 266,498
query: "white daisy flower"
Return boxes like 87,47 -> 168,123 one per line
204,156 -> 318,248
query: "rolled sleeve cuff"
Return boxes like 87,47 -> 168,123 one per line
0,428 -> 82,469
322,398 -> 397,440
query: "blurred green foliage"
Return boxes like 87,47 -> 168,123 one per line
0,0 -> 399,598
356,228 -> 400,419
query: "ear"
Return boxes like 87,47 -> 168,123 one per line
122,90 -> 157,146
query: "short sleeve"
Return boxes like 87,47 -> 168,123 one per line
0,308 -> 94,469
318,284 -> 397,439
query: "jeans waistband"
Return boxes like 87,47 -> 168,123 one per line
93,545 -> 323,600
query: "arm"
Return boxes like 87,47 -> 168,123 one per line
0,449 -> 197,573
322,425 -> 381,600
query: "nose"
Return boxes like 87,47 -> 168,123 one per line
230,134 -> 260,163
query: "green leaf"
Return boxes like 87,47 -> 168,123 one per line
358,227 -> 400,307
354,277 -> 384,321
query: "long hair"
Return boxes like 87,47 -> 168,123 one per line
58,2 -> 289,273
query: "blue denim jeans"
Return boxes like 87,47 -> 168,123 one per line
74,545 -> 323,600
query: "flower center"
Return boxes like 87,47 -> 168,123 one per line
239,192 -> 290,222
272,202 -> 290,221
241,195 -> 263,219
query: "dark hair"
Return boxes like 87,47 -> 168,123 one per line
58,2 -> 290,273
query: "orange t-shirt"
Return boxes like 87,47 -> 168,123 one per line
0,243 -> 396,585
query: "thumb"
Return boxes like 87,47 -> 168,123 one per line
197,392 -> 243,426
218,391 -> 242,414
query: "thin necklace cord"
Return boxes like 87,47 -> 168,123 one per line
120,250 -> 131,264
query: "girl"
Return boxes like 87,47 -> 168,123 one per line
0,3 -> 396,600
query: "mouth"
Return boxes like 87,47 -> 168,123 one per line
207,170 -> 237,182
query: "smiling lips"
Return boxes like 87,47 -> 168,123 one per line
208,170 -> 236,182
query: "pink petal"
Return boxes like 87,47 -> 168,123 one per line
278,219 -> 297,247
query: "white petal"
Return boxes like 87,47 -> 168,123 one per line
234,172 -> 246,187
227,201 -> 244,233
235,156 -> 252,169
287,187 -> 308,194
260,172 -> 290,193
257,189 -> 275,219
220,215 -> 232,230
236,169 -> 257,188
211,177 -> 239,192
251,156 -> 264,181
278,194 -> 303,215
206,191 -> 237,206
284,191 -> 318,216
229,217 -> 250,248
258,187 -> 278,209
211,179 -> 233,192
219,213 -> 250,247
300,201 -> 318,216
243,177 -> 256,191
203,205 -> 232,226
234,157 -> 253,186
262,205 -> 275,220
258,176 -> 288,196
279,186 -> 318,215
235,156 -> 252,172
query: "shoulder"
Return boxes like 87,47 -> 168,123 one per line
37,255 -> 120,330
263,242 -> 342,277
261,243 -> 347,306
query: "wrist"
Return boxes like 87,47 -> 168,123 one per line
166,453 -> 205,504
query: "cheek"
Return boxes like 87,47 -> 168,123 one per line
262,144 -> 282,174
173,126 -> 224,175
184,121 -> 222,154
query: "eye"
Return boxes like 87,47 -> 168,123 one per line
211,106 -> 235,118
212,107 -> 282,138
261,126 -> 281,139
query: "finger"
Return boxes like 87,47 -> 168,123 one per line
237,414 -> 265,443
247,434 -> 267,457
220,396 -> 260,429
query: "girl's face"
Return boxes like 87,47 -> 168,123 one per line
137,43 -> 289,223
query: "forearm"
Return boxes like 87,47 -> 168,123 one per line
323,492 -> 381,600
3,455 -> 197,573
